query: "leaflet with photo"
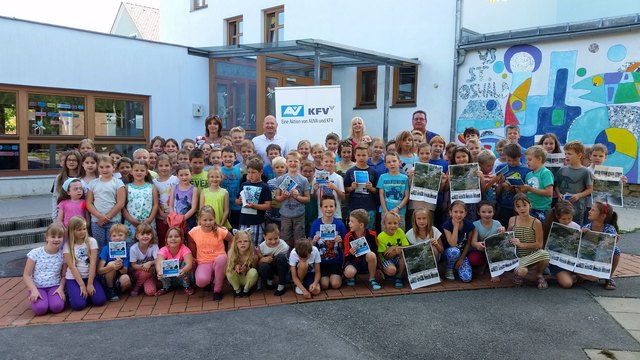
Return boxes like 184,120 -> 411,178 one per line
278,175 -> 298,193
350,237 -> 371,257
403,242 -> 440,289
546,222 -> 582,272
162,259 -> 180,278
506,172 -> 525,186
354,171 -> 369,194
484,231 -> 519,278
409,162 -> 441,205
320,223 -> 337,241
495,165 -> 509,176
240,187 -> 259,215
544,153 -> 565,177
315,170 -> 329,186
449,163 -> 481,204
108,241 -> 127,259
592,165 -> 624,207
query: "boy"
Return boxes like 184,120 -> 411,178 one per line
309,195 -> 347,289
466,139 -> 482,163
312,151 -> 345,219
463,127 -> 480,143
177,149 -> 191,166
235,157 -> 272,246
109,149 -> 123,167
493,139 -> 508,171
230,126 -> 246,163
276,151 -> 311,247
555,141 -> 593,225
411,130 -> 423,153
495,143 -> 531,226
343,209 -> 381,290
505,124 -> 520,145
189,148 -> 208,193
209,148 -> 222,168
266,156 -> 287,226
289,238 -> 321,299
221,146 -> 242,229
325,133 -> 340,158
376,151 -> 410,230
385,140 -> 396,153
98,224 -> 132,301
521,146 -> 554,222
344,143 -> 379,230
263,143 -> 282,180
239,140 -> 256,175
181,138 -> 196,152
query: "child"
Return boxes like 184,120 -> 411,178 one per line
239,140 -> 256,175
129,223 -> 159,296
188,206 -> 233,301
442,200 -> 475,282
150,136 -> 166,155
367,137 -> 387,177
495,143 -> 531,226
200,166 -> 231,229
336,139 -> 354,173
310,196 -> 347,289
181,138 -> 196,153
471,201 -> 504,281
80,151 -> 99,192
289,238 -> 322,299
276,151 -> 311,247
406,207 -> 443,251
201,143 -> 213,169
476,149 -> 497,203
326,133 -> 340,158
544,201 -> 581,288
449,146 -> 478,222
236,157 -> 272,245
310,143 -> 324,170
396,131 -> 417,175
430,136 -> 450,229
52,150 -> 81,220
23,223 -> 67,316
429,136 -> 447,168
109,149 -> 123,170
169,163 -> 199,235
344,143 -> 379,230
555,141 -> 593,225
466,139 -> 482,163
301,159 -> 318,234
78,138 -> 95,155
507,193 -> 549,289
313,151 -> 345,219
220,136 -> 233,150
257,224 -> 290,295
133,148 -> 158,179
177,149 -> 191,166
522,146 -> 554,222
86,155 -> 126,250
230,126 -> 246,159
225,229 -> 259,297
208,148 -> 222,168
154,154 -> 178,244
377,212 -> 408,288
538,133 -> 561,155
463,127 -> 480,143
189,149 -> 208,193
57,178 -> 87,227
123,160 -> 159,244
266,156 -> 287,226
583,201 -> 621,290
582,146 -> 592,167
444,142 -> 458,162
64,216 -> 106,310
263,143 -> 282,180
221,146 -> 242,229
385,140 -> 397,154
377,152 -> 410,230
492,139 -> 508,171
342,209 -> 380,290
407,143 -> 436,226
297,139 -> 312,161
411,130 -> 423,154
155,227 -> 195,296
117,157 -> 133,184
148,151 -> 158,171
98,224 -> 132,301
505,124 -> 520,144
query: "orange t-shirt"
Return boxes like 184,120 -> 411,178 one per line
188,226 -> 229,264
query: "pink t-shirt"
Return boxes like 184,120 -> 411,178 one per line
158,244 -> 191,264
58,200 -> 86,227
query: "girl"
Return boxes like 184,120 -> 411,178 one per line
80,151 -> 99,193
507,193 -> 549,289
310,143 -> 324,170
150,135 -> 166,155
154,154 -> 178,245
52,150 -> 81,220
225,229 -> 259,297
395,131 -> 417,176
189,206 -> 233,301
57,178 -> 87,227
199,166 -> 231,229
123,160 -> 159,244
471,201 -> 505,281
220,136 -> 233,150
411,130 -> 423,154
448,146 -> 478,221
117,157 -> 133,184
367,137 -> 387,177
23,223 -> 67,316
86,155 -> 126,250
538,133 -> 562,154
310,195 -> 347,290
64,216 -> 106,310
336,140 -> 354,174
148,151 -> 158,171
164,138 -> 179,155
78,138 -> 95,155
155,227 -> 195,296
168,163 -> 198,235
201,143 -> 213,170
544,201 -> 581,288
257,224 -> 290,296
408,143 -> 436,225
442,200 -> 475,282
405,207 -> 443,259
129,223 -> 159,296
583,201 -> 620,290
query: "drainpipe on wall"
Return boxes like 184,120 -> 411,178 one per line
450,0 -> 465,143
383,64 -> 391,142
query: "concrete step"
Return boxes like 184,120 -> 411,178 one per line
0,216 -> 51,232
0,227 -> 47,247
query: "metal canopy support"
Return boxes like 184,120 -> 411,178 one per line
383,64 -> 390,142
314,49 -> 321,85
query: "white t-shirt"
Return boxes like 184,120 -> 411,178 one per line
129,243 -> 159,265
64,237 -> 99,279
27,247 -> 64,288
153,175 -> 178,217
405,227 -> 442,245
258,239 -> 289,257
88,177 -> 125,223
312,172 -> 345,218
289,246 -> 321,271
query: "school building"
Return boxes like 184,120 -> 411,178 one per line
1,0 -> 639,196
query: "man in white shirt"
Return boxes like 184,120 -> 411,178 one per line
252,115 -> 289,164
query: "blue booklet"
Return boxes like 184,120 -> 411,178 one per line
108,241 -> 127,258
162,259 -> 180,277
350,237 -> 371,257
354,171 -> 369,184
506,173 -> 525,186
320,224 -> 336,241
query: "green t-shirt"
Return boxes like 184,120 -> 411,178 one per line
377,228 -> 409,261
525,166 -> 554,211
190,171 -> 209,193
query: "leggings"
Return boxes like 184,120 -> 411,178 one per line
30,286 -> 65,316
257,253 -> 289,286
445,247 -> 472,282
226,268 -> 259,291
195,255 -> 228,292
132,269 -> 158,296
66,278 -> 106,311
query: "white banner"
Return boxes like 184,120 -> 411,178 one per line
274,85 -> 342,149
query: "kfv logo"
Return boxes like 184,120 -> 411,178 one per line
281,105 -> 304,117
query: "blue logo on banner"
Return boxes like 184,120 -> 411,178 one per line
281,105 -> 304,117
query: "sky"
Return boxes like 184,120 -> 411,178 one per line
0,0 -> 160,33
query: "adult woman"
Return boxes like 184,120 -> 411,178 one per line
347,116 -> 372,153
204,114 -> 223,148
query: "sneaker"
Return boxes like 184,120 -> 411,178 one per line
394,278 -> 403,289
212,292 -> 223,301
184,287 -> 195,296
369,279 -> 382,291
155,288 -> 170,297
295,286 -> 304,295
346,278 -> 356,287
129,288 -> 139,297
274,288 -> 286,296
445,269 -> 455,280
233,290 -> 243,297
107,287 -> 119,302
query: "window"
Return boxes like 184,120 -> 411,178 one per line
192,0 -> 207,11
226,16 -> 243,46
0,92 -> 17,135
0,144 -> 19,170
27,94 -> 85,136
356,67 -> 377,108
264,6 -> 284,43
393,64 -> 418,106
95,98 -> 145,138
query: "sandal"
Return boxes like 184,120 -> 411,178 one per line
369,279 -> 381,291
605,278 -> 617,290
512,274 -> 524,286
537,276 -> 548,290
394,277 -> 403,289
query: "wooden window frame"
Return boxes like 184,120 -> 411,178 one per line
192,0 -> 207,11
392,64 -> 418,107
226,16 -> 243,46
264,6 -> 284,43
355,66 -> 377,109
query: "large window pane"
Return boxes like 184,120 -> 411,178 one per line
0,144 -> 19,170
215,60 -> 257,132
27,143 -> 76,170
96,143 -> 146,159
395,65 -> 417,104
28,94 -> 85,136
0,92 -> 17,135
95,99 -> 144,137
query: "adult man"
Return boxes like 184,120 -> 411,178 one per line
252,115 -> 289,164
411,110 -> 439,143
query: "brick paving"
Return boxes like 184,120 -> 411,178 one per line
1,253 -> 638,328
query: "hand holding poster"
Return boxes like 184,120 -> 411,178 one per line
349,237 -> 371,257
592,165 -> 624,207
162,259 -> 180,278
409,162 -> 441,204
449,163 -> 481,203
403,242 -> 440,289
544,153 -> 565,177
278,175 -> 298,193
108,241 -> 127,259
484,231 -> 518,277
546,222 -> 582,271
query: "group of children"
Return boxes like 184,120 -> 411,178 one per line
23,122 -> 625,315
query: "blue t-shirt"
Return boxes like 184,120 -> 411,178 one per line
376,172 -> 409,214
344,165 -> 378,212
495,163 -> 530,208
441,218 -> 475,250
473,219 -> 502,242
263,164 -> 276,181
399,154 -> 418,176
99,244 -> 130,269
309,218 -> 347,264
221,166 -> 242,211
367,157 -> 387,177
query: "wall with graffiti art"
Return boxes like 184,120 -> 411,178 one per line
455,32 -> 640,183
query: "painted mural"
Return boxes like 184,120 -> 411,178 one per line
455,36 -> 640,183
